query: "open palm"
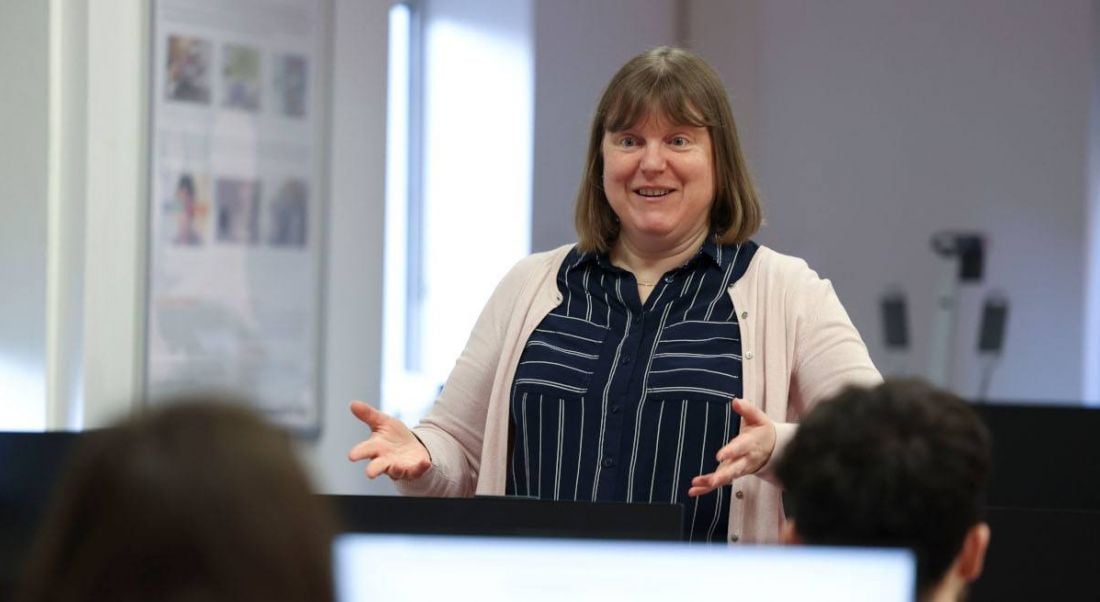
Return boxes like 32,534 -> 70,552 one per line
347,401 -> 432,480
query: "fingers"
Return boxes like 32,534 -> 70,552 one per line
718,399 -> 776,464
347,437 -> 379,462
687,473 -> 720,497
349,400 -> 388,430
715,436 -> 749,463
731,397 -> 768,426
688,400 -> 774,498
688,457 -> 751,497
689,466 -> 731,497
365,457 -> 392,479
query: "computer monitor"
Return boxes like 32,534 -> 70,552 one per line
334,534 -> 916,602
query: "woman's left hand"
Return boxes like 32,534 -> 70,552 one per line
688,398 -> 777,497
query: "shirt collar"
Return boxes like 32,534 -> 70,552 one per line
583,234 -> 731,273
698,235 -> 728,269
573,248 -> 602,269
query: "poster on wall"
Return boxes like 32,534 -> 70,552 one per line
146,0 -> 329,435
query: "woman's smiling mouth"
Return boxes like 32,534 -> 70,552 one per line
634,187 -> 675,198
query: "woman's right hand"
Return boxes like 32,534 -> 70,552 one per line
347,401 -> 432,481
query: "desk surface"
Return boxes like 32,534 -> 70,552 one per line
324,494 -> 684,541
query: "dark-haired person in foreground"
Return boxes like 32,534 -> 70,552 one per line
16,399 -> 336,602
775,380 -> 991,602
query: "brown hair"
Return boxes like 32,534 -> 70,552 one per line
17,398 -> 336,602
575,46 -> 762,253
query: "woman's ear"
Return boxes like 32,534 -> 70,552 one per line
958,522 -> 991,581
780,520 -> 802,545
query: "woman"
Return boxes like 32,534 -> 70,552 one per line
349,46 -> 880,544
17,399 -> 336,602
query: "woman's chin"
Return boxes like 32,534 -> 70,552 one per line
624,224 -> 685,243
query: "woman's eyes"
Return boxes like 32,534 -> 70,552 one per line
614,134 -> 692,148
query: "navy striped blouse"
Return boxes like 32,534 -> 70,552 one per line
506,238 -> 759,542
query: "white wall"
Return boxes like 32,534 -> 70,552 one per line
81,1 -> 148,428
0,0 -> 49,428
297,0 -> 395,495
0,0 -> 155,432
530,0 -> 681,252
689,0 -> 1093,403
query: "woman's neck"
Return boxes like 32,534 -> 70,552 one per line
610,227 -> 710,283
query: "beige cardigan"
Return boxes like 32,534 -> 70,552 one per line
398,243 -> 881,543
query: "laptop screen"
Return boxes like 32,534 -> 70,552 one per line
334,533 -> 915,602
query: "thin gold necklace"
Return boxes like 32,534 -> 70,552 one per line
636,279 -> 658,287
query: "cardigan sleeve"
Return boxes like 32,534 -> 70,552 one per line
755,256 -> 881,483
788,263 -> 882,407
395,254 -> 545,497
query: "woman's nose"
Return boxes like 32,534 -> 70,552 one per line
639,143 -> 666,173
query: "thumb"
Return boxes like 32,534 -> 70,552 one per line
731,398 -> 767,426
350,400 -> 388,430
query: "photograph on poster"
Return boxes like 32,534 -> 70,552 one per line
215,178 -> 262,244
222,43 -> 262,111
165,35 -> 212,104
274,54 -> 309,118
165,171 -> 210,246
268,178 -> 308,247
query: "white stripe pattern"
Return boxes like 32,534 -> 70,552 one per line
524,340 -> 599,360
505,242 -> 757,541
591,276 -> 631,500
648,400 -> 666,503
531,328 -> 605,345
688,403 -> 711,541
670,400 -> 689,504
555,398 -> 564,500
518,360 -> 595,375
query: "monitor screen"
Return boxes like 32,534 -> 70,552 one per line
334,534 -> 915,602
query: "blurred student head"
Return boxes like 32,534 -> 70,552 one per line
776,379 -> 992,602
17,397 -> 336,602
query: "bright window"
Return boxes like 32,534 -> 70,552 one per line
382,1 -> 533,422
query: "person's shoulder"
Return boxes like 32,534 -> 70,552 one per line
495,244 -> 575,292
747,245 -> 817,281
517,243 -> 574,270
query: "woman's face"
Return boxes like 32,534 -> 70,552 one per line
601,112 -> 715,249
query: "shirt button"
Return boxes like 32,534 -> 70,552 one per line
745,351 -> 754,360
621,355 -> 631,365
611,405 -> 621,414
602,457 -> 615,468
664,275 -> 674,283
735,490 -> 744,499
729,534 -> 740,543
740,311 -> 748,319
